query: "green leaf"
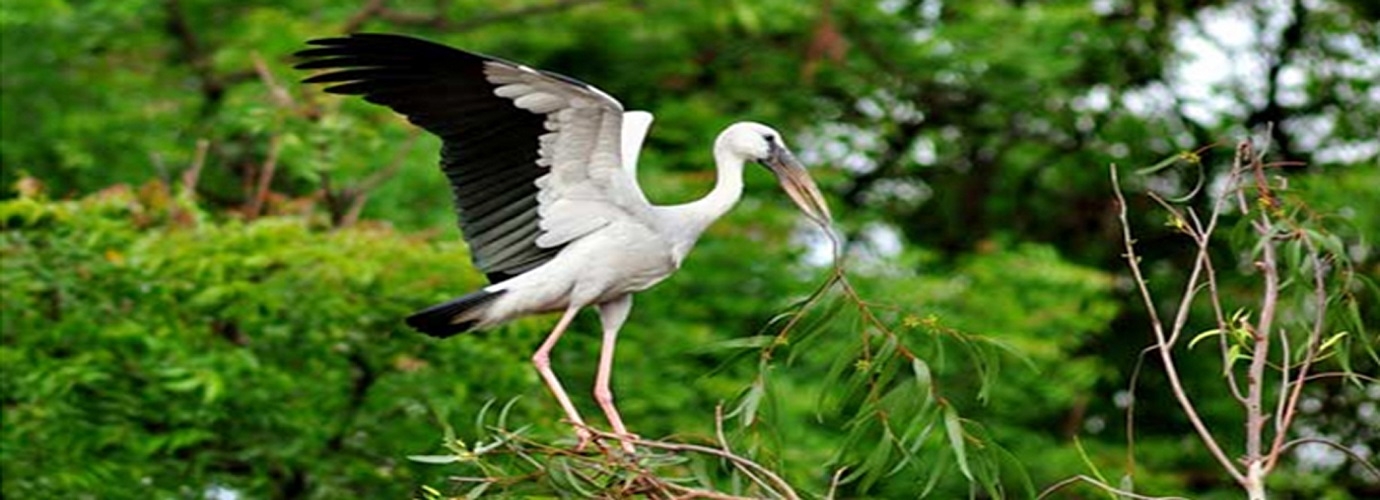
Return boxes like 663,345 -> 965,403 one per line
1135,154 -> 1182,175
1226,344 -> 1244,371
1188,329 -> 1224,349
731,378 -> 766,427
943,404 -> 973,481
911,358 -> 933,408
1318,331 -> 1349,354
463,482 -> 492,500
699,335 -> 775,352
406,454 -> 459,465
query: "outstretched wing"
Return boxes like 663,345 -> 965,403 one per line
295,33 -> 652,283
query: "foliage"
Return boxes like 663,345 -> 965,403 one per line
0,182 -> 544,497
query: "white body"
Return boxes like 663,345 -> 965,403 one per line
476,114 -> 756,327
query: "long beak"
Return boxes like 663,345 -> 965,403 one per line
762,143 -> 833,228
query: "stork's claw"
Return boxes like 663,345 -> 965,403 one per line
612,432 -> 639,455
572,427 -> 596,452
569,426 -> 638,455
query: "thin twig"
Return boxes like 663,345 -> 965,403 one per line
709,405 -> 775,496
1276,437 -> 1380,480
1143,192 -> 1209,349
825,467 -> 847,500
584,429 -> 801,500
1264,239 -> 1331,473
337,132 -> 418,227
1037,474 -> 1190,500
1123,346 -> 1149,477
252,51 -> 296,110
1299,372 -> 1378,384
341,0 -> 387,32
181,138 -> 210,197
661,482 -> 759,500
1191,186 -> 1250,404
246,135 -> 282,219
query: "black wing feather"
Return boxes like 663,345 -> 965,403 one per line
295,33 -> 562,284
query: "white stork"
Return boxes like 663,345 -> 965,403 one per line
296,33 -> 831,453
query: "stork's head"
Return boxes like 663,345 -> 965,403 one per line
718,122 -> 833,226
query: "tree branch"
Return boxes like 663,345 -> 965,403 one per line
1111,163 -> 1246,484
1038,474 -> 1190,500
1242,143 -> 1279,499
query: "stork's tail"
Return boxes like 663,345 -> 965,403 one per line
405,289 -> 506,338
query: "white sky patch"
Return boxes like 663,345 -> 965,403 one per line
1127,0 -> 1377,162
862,223 -> 904,258
1172,5 -> 1261,125
1121,82 -> 1178,117
1072,84 -> 1113,113
204,485 -> 240,500
909,137 -> 937,166
797,222 -> 837,268
799,122 -> 883,173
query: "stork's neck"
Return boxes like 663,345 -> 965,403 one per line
659,146 -> 746,265
702,146 -> 747,220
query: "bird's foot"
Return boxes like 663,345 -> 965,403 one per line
572,426 -> 597,452
612,432 -> 639,455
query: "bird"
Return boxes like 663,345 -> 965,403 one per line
295,33 -> 832,454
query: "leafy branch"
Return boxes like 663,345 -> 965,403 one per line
719,227 -> 1028,496
407,223 -> 1026,497
1067,137 -> 1377,499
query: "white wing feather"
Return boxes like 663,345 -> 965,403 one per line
482,62 -> 653,249
620,111 -> 654,173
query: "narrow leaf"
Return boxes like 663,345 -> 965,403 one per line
1318,331 -> 1349,354
943,404 -> 973,481
1135,154 -> 1181,175
463,482 -> 492,500
911,358 -> 933,408
406,454 -> 459,465
1188,329 -> 1224,350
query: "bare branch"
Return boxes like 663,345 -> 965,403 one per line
164,0 -> 255,117
1111,163 -> 1245,484
1299,371 -> 1379,384
252,51 -> 296,110
246,136 -> 282,219
1244,142 -> 1279,494
1264,239 -> 1331,473
180,138 -> 211,198
1038,475 -> 1190,500
335,131 -> 418,228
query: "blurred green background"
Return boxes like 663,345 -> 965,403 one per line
2,0 -> 1376,498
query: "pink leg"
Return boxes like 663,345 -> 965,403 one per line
531,306 -> 593,449
595,295 -> 636,454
